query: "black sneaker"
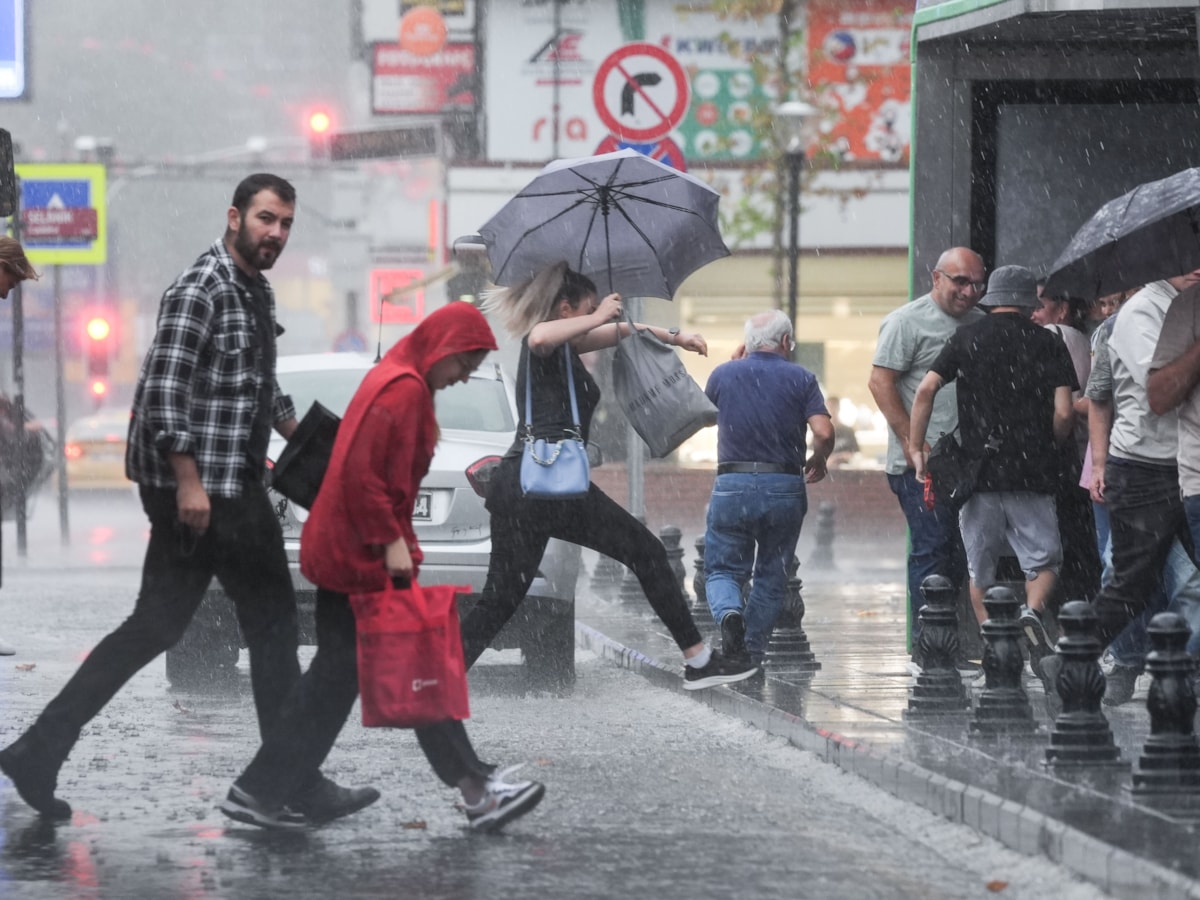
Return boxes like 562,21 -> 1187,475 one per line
461,766 -> 545,833
289,776 -> 380,825
219,785 -> 309,831
720,612 -> 752,667
1102,664 -> 1142,707
1019,605 -> 1052,654
0,732 -> 72,820
683,649 -> 758,691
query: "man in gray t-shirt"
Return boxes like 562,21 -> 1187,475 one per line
1148,280 -> 1200,567
868,247 -> 986,652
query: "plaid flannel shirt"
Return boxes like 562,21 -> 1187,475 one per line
126,240 -> 296,497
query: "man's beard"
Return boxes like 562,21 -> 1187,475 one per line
234,222 -> 283,271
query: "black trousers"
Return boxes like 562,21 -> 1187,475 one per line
236,587 -> 491,807
460,465 -> 704,669
32,482 -> 302,764
1093,459 -> 1193,648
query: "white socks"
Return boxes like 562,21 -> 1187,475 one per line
686,646 -> 713,669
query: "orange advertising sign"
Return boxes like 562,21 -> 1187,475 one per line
807,0 -> 912,164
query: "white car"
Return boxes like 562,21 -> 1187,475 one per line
166,352 -> 582,689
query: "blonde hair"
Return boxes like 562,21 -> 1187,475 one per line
481,262 -> 598,338
0,236 -> 38,282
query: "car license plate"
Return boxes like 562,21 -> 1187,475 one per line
413,492 -> 431,520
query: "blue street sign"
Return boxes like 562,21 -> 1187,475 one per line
14,164 -> 108,264
0,0 -> 26,100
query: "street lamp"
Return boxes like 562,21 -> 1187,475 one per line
773,100 -> 816,360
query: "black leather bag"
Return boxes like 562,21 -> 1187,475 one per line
270,401 -> 341,510
925,428 -> 981,512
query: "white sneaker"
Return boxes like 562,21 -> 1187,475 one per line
0,638 -> 15,656
461,765 -> 545,833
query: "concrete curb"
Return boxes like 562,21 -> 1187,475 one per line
576,621 -> 1200,900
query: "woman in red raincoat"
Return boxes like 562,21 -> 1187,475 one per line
221,302 -> 545,833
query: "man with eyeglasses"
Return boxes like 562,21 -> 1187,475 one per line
868,247 -> 986,665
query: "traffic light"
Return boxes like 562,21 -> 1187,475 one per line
85,314 -> 111,407
305,108 -> 333,160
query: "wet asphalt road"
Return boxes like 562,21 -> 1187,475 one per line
0,491 -> 1109,899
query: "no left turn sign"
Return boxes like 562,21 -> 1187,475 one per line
593,43 -> 690,144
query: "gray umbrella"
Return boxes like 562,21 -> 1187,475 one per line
1044,167 -> 1200,301
477,148 -> 730,300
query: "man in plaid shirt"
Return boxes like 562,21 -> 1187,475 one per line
0,174 -> 378,827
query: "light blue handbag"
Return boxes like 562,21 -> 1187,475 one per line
519,344 -> 590,500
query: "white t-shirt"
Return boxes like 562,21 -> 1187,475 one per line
1152,283 -> 1200,496
1097,281 -> 1179,465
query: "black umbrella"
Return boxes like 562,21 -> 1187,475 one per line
1044,167 -> 1200,301
478,148 -> 729,300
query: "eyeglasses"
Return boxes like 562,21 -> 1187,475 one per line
934,270 -> 986,292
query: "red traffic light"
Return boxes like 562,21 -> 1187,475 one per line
307,110 -> 332,134
86,316 -> 111,342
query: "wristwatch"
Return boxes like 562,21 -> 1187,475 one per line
668,327 -> 680,344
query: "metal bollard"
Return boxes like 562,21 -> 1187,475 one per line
1044,601 -> 1125,769
808,500 -> 835,570
659,525 -> 688,600
970,586 -> 1036,736
589,554 -> 625,598
692,535 -> 706,607
907,575 -> 969,715
690,534 -> 715,628
1130,612 -> 1200,802
765,555 -> 820,673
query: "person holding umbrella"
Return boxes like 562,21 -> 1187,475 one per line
459,261 -> 758,690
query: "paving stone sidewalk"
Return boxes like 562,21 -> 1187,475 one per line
574,550 -> 1200,900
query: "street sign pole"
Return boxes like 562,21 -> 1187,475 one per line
626,296 -> 644,521
9,177 -> 26,557
52,264 -> 68,543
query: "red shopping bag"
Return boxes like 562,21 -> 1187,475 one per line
349,580 -> 472,728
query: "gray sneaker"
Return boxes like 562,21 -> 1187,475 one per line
219,785 -> 309,831
1019,605 -> 1052,654
1102,664 -> 1142,707
1035,654 -> 1063,720
461,766 -> 545,833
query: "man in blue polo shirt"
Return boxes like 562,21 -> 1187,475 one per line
703,310 -> 834,666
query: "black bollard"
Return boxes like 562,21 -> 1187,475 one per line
660,525 -> 689,600
618,564 -> 646,606
1044,601 -> 1126,769
970,586 -> 1036,735
692,535 -> 707,607
907,575 -> 969,715
1130,612 -> 1200,801
690,535 -> 715,627
589,554 -> 625,598
766,555 -> 820,673
808,500 -> 836,570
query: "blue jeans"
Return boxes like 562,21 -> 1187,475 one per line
1100,533 -> 1200,664
887,470 -> 966,639
1184,494 -> 1200,569
704,473 -> 807,656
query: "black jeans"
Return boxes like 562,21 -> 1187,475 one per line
1093,459 -> 1193,648
32,482 -> 302,762
236,587 -> 492,807
460,466 -> 704,668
